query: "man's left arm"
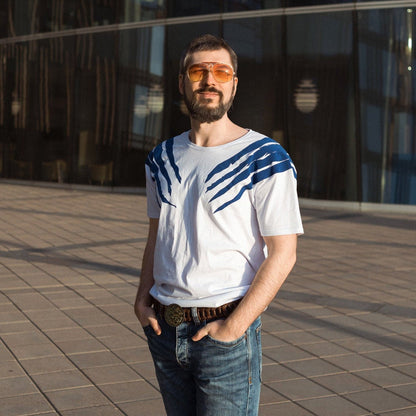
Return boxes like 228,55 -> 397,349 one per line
193,234 -> 297,342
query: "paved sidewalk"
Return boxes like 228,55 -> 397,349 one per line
0,182 -> 415,416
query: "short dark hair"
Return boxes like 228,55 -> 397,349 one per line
179,34 -> 238,75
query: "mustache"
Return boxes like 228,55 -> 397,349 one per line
195,87 -> 223,96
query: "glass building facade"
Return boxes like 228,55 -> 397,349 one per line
0,1 -> 415,205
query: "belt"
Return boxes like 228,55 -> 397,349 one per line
152,298 -> 241,327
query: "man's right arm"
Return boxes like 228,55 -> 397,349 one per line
134,217 -> 161,335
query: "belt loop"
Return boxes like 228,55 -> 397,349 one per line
191,307 -> 200,325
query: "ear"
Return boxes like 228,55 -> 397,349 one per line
179,74 -> 184,95
232,76 -> 238,97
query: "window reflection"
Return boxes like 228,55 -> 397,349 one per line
0,23 -> 165,186
359,8 -> 416,204
286,12 -> 357,201
0,2 -> 415,205
222,17 -> 284,143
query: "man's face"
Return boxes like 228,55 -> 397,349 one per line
179,49 -> 238,123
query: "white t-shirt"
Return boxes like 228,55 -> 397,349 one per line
146,129 -> 303,307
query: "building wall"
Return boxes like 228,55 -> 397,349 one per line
0,1 -> 415,204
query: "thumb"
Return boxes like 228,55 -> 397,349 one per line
149,316 -> 162,335
192,327 -> 208,342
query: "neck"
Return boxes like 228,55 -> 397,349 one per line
189,115 -> 247,147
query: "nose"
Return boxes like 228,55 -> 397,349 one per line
202,67 -> 217,85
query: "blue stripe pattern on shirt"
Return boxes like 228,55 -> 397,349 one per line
206,138 -> 296,213
146,139 -> 180,207
147,136 -> 296,213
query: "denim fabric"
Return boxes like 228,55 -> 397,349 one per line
144,315 -> 262,416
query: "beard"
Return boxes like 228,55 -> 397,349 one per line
183,86 -> 235,123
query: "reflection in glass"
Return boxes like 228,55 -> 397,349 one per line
286,12 -> 357,201
359,8 -> 416,204
1,2 -> 415,205
222,17 -> 284,142
224,1 -> 282,11
0,24 -> 166,186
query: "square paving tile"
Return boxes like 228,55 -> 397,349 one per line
68,351 -> 124,369
388,383 -> 416,403
12,341 -> 64,360
0,376 -> 38,398
344,388 -> 414,413
118,398 -> 166,416
325,353 -> 383,372
55,338 -> 107,354
311,372 -> 377,394
260,384 -> 288,404
98,380 -> 161,403
0,393 -> 54,416
353,367 -> 415,388
130,360 -> 157,380
299,395 -> 371,416
266,378 -> 334,401
19,355 -> 75,375
0,360 -> 26,379
32,369 -> 92,392
61,405 -> 125,416
258,400 -> 316,416
377,407 -> 416,416
363,349 -> 416,366
262,363 -> 302,382
299,340 -> 351,357
284,357 -> 342,377
45,327 -> 92,342
84,364 -> 142,385
262,345 -> 314,363
45,386 -> 110,411
393,363 -> 416,378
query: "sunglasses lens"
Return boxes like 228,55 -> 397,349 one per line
212,64 -> 233,82
188,65 -> 205,82
187,63 -> 234,83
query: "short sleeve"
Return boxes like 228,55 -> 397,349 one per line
145,162 -> 160,218
254,164 -> 304,237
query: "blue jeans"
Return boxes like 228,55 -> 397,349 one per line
144,315 -> 262,416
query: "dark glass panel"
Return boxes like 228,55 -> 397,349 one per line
0,25 -> 167,187
223,17 -> 284,142
7,0 -> 123,36
0,2 -> 8,38
122,0 -> 167,22
286,11 -> 357,201
72,31 -> 119,185
224,0 -> 282,11
0,36 -> 76,182
166,1 -> 221,18
358,8 -> 416,204
116,26 -> 166,186
286,0 -> 351,5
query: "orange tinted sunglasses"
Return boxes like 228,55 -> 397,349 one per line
187,62 -> 235,83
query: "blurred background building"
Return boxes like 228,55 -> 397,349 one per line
0,0 -> 415,206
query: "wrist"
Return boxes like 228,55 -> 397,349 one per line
223,317 -> 246,339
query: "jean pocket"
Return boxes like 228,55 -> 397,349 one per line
206,333 -> 246,348
142,325 -> 154,337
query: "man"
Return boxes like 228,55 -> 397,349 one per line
134,34 -> 303,416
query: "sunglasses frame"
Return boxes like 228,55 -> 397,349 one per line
186,62 -> 235,83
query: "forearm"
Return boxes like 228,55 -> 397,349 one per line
134,246 -> 155,308
134,218 -> 159,326
192,234 -> 297,342
225,234 -> 297,337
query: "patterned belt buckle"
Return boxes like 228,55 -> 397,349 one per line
164,304 -> 184,327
